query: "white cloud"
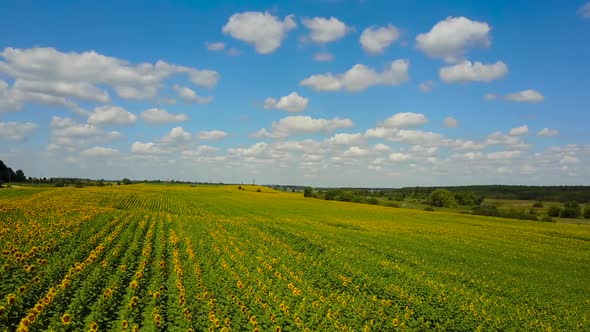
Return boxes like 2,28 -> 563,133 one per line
81,146 -> 120,157
0,80 -> 23,113
264,92 -> 309,113
509,125 -> 528,136
360,24 -> 400,54
162,127 -> 192,143
326,133 -> 365,145
227,48 -> 241,56
416,16 -> 491,62
182,145 -> 219,157
487,150 -> 521,160
389,152 -> 410,161
88,106 -> 137,126
537,128 -> 559,137
443,117 -> 459,128
418,80 -> 434,93
140,108 -> 188,124
222,11 -> 296,54
131,142 -> 165,155
13,79 -> 110,104
173,85 -> 212,104
579,2 -> 590,18
0,121 -> 37,141
300,59 -> 409,91
440,61 -> 508,83
504,89 -> 544,103
0,47 -> 220,105
302,17 -> 349,43
205,42 -> 225,51
382,112 -> 427,128
198,130 -> 228,140
253,116 -> 353,138
313,53 -> 334,62
484,93 -> 497,100
48,117 -> 122,151
560,155 -> 579,164
342,146 -> 371,158
365,127 -> 443,145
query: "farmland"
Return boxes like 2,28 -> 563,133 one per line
1,184 -> 589,331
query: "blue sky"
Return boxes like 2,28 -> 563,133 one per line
0,0 -> 589,186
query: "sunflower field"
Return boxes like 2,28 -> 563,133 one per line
1,184 -> 589,331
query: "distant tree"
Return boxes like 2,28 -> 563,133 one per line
256,188 -> 261,192
238,186 -> 242,190
303,186 -> 314,198
560,201 -> 581,218
584,206 -> 590,219
367,197 -> 379,205
117,181 -> 121,186
15,170 -> 25,182
532,201 -> 544,208
122,178 -> 132,185
547,206 -> 561,217
427,189 -> 457,208
97,180 -> 105,187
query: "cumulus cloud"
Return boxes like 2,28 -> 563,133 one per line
360,24 -> 400,54
504,89 -> 544,103
440,61 -> 508,83
443,117 -> 459,128
264,92 -> 309,113
484,93 -> 497,100
88,106 -> 137,126
537,128 -> 559,137
162,127 -> 192,143
0,121 -> 37,141
131,142 -> 165,155
560,155 -> 579,164
416,16 -> 491,62
487,150 -> 522,160
302,17 -> 350,43
198,130 -> 228,140
382,112 -> 427,128
579,2 -> 590,18
80,146 -> 120,157
253,116 -> 353,138
48,116 -> 122,151
418,80 -> 434,93
0,47 -> 220,107
389,152 -> 410,161
326,133 -> 365,145
365,127 -> 443,145
205,42 -> 225,51
300,59 -> 409,91
0,80 -> 23,113
140,108 -> 188,124
509,125 -> 528,136
222,11 -> 296,54
173,85 -> 212,104
313,53 -> 334,62
182,145 -> 219,157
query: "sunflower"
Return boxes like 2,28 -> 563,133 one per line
7,294 -> 16,306
0,305 -> 5,316
275,327 -> 282,332
89,322 -> 98,331
61,313 -> 72,325
122,320 -> 128,328
130,280 -> 138,289
392,318 -> 399,327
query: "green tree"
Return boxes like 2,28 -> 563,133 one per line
547,205 -> 561,217
427,189 -> 457,208
122,178 -> 132,185
560,201 -> 581,218
584,206 -> 590,219
303,186 -> 314,198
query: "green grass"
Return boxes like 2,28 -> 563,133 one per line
0,185 -> 588,331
